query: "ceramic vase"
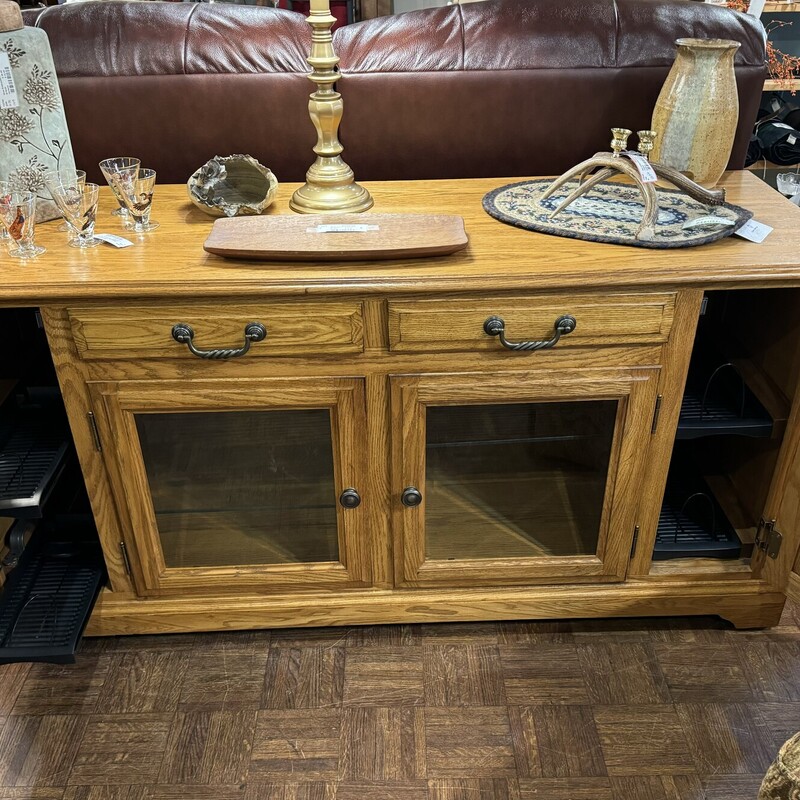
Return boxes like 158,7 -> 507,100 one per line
651,38 -> 740,188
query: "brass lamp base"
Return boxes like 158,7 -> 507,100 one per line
289,168 -> 374,215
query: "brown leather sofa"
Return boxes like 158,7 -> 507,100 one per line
25,0 -> 767,185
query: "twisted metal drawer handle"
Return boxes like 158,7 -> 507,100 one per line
171,322 -> 267,360
483,314 -> 577,352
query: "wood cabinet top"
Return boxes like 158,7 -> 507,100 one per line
3,172 -> 800,304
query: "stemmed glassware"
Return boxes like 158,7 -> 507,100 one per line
50,182 -> 102,248
0,181 -> 13,243
44,169 -> 86,233
99,157 -> 140,225
0,189 -> 46,259
111,168 -> 159,233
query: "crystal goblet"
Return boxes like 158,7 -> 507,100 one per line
44,169 -> 86,234
99,157 -> 140,224
112,168 -> 159,233
0,180 -> 17,242
0,190 -> 46,259
51,182 -> 102,248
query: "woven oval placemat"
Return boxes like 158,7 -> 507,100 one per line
483,178 -> 752,249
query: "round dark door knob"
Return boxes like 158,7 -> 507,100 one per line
401,487 -> 423,507
339,488 -> 361,508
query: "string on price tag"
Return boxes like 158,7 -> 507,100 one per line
0,52 -> 20,110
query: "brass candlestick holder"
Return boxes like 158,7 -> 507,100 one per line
541,128 -> 725,242
289,2 -> 373,215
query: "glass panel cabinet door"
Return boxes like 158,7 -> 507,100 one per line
391,368 -> 660,588
89,377 -> 370,595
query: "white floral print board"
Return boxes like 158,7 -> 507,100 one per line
1,23 -> 77,222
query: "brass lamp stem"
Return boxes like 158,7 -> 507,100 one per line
289,2 -> 373,214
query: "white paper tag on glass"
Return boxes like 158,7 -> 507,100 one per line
683,216 -> 736,230
94,233 -> 134,248
308,224 -> 380,233
0,52 -> 19,110
734,219 -> 773,243
622,152 -> 658,183
747,0 -> 766,18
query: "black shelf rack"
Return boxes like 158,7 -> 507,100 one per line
0,398 -> 71,519
0,521 -> 105,664
654,468 -> 742,560
677,353 -> 773,440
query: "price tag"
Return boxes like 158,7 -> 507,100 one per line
734,219 -> 773,243
308,224 -> 380,233
622,152 -> 658,183
0,52 -> 19,110
789,135 -> 798,146
94,233 -> 134,248
683,216 -> 736,230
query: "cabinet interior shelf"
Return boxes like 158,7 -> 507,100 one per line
676,352 -> 778,439
655,470 -> 742,560
763,2 -> 800,12
764,78 -> 800,92
0,405 -> 71,519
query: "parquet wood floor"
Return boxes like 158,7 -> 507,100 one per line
2,604 -> 800,800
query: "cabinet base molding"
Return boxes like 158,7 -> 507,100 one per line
85,579 -> 786,636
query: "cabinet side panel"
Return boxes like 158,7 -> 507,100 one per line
39,306 -> 134,593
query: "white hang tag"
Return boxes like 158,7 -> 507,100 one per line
772,97 -> 783,113
789,135 -> 798,146
0,52 -> 19,110
734,219 -> 773,243
94,233 -> 134,248
308,224 -> 380,233
747,0 -> 766,18
683,216 -> 736,230
622,152 -> 658,183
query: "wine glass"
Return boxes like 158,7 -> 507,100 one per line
99,157 -> 140,225
0,181 -> 13,243
112,168 -> 159,233
0,190 -> 46,259
50,182 -> 102,248
44,169 -> 86,234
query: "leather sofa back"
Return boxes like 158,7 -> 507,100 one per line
26,0 -> 767,185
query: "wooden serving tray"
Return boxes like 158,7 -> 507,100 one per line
203,213 -> 468,261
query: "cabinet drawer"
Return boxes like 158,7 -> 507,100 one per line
68,301 -> 364,361
388,293 -> 676,353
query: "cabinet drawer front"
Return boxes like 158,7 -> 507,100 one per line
68,302 -> 364,360
388,293 -> 676,353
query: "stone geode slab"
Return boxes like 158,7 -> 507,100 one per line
1,23 -> 77,222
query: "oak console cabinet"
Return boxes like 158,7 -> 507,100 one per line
8,175 -> 800,635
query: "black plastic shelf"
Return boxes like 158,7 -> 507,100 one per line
654,472 -> 741,560
0,531 -> 105,664
677,354 -> 773,440
0,408 -> 71,518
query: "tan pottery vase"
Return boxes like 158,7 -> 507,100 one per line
651,38 -> 740,188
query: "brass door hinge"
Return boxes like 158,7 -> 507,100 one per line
119,541 -> 132,576
630,525 -> 640,559
87,411 -> 102,452
755,518 -> 783,559
651,395 -> 663,434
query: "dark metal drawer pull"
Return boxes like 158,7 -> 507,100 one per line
483,314 -> 577,351
171,322 -> 267,360
401,487 -> 423,507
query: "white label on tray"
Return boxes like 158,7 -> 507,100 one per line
94,233 -> 134,248
308,224 -> 380,233
622,151 -> 658,183
0,52 -> 19,110
734,219 -> 773,243
683,216 -> 736,230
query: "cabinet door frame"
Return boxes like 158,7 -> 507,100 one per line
89,376 -> 370,596
391,367 -> 660,588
